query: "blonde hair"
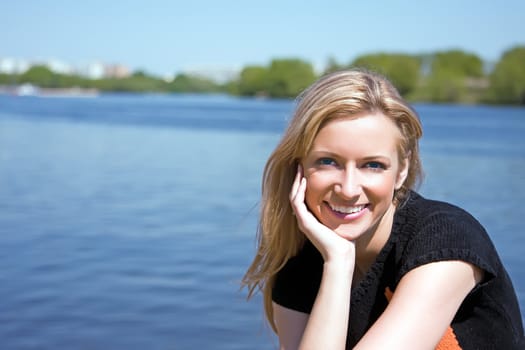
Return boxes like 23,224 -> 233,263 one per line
242,68 -> 423,332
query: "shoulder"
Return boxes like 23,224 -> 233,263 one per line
397,191 -> 492,244
399,191 -> 485,229
393,191 -> 500,282
390,193 -> 525,345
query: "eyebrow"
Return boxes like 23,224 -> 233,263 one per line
361,155 -> 392,162
308,150 -> 393,161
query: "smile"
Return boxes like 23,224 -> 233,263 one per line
328,203 -> 367,214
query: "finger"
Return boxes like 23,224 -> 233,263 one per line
293,176 -> 307,207
289,165 -> 302,202
291,174 -> 306,207
292,178 -> 311,225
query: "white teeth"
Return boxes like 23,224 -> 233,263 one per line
329,204 -> 365,214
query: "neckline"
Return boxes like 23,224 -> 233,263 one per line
350,195 -> 410,297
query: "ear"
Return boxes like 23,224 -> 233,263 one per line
395,155 -> 410,190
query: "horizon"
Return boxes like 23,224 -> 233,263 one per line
1,0 -> 523,78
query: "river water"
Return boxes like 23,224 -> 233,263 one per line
0,93 -> 523,349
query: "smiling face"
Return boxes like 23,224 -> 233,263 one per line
302,112 -> 408,244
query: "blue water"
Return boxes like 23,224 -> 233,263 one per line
0,94 -> 524,349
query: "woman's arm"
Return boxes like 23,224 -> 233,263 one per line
279,167 -> 355,350
273,303 -> 309,349
274,259 -> 483,350
355,259 -> 483,349
273,258 -> 353,350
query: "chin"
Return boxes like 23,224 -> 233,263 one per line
332,227 -> 364,241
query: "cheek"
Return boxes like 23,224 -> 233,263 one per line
304,173 -> 329,205
363,174 -> 397,197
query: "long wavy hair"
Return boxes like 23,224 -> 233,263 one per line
242,68 -> 424,332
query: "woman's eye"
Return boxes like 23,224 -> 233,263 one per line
317,158 -> 337,166
364,161 -> 386,170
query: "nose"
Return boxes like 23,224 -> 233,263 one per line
334,167 -> 361,199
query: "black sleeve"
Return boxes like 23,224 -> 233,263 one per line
272,241 -> 324,314
397,201 -> 499,285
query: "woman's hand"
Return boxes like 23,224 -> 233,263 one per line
290,165 -> 356,266
277,165 -> 356,349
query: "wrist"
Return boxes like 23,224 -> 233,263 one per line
323,258 -> 355,275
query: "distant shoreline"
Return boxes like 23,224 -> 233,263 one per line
0,84 -> 99,98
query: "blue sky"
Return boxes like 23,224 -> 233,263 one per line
1,0 -> 523,77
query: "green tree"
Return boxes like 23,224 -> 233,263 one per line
168,73 -> 220,93
0,73 -> 18,85
132,70 -> 148,78
431,50 -> 484,77
266,58 -> 317,98
221,79 -> 240,95
422,50 -> 484,103
488,46 -> 525,104
237,65 -> 269,96
350,53 -> 421,96
93,72 -> 167,92
19,65 -> 57,87
53,73 -> 90,88
424,70 -> 465,103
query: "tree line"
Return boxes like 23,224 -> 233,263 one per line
0,45 -> 523,105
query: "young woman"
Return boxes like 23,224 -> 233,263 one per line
242,69 -> 524,349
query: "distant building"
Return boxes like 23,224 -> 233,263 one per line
104,64 -> 131,78
0,57 -> 131,80
76,62 -> 131,79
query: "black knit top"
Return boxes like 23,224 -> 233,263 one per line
273,191 -> 524,349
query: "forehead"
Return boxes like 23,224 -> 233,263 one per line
311,112 -> 402,154
317,111 -> 401,139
